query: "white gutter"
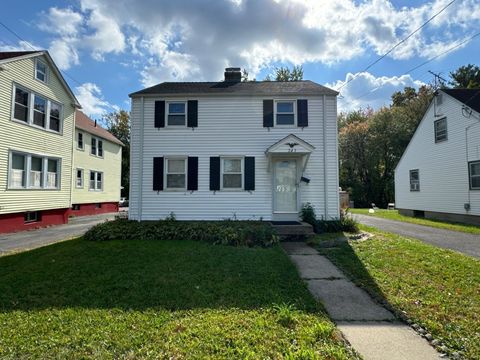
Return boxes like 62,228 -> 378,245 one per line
323,95 -> 328,220
138,96 -> 145,221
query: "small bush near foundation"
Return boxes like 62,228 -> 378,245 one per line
84,218 -> 278,247
300,204 -> 359,233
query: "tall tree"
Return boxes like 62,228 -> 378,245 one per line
449,64 -> 480,88
266,65 -> 304,81
103,110 -> 130,198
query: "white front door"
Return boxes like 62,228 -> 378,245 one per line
273,159 -> 298,215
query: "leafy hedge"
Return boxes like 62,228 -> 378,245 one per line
84,219 -> 279,247
300,203 -> 359,233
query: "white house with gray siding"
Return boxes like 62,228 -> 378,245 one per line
128,68 -> 340,222
395,89 -> 480,225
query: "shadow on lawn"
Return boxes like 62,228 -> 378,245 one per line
0,238 -> 320,313
314,233 -> 399,317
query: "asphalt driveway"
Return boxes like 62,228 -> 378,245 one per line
0,213 -> 118,255
354,214 -> 480,259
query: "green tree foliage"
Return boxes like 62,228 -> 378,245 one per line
449,64 -> 480,88
339,86 -> 434,207
266,65 -> 304,81
103,110 -> 130,198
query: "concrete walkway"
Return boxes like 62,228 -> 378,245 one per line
354,214 -> 480,259
0,213 -> 117,255
282,242 -> 440,360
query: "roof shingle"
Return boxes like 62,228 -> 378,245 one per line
0,51 -> 39,61
75,111 -> 124,146
130,80 -> 338,97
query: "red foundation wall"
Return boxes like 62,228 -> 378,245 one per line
0,208 -> 69,234
68,202 -> 119,217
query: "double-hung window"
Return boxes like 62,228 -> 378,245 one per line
222,158 -> 243,190
409,169 -> 420,191
77,132 -> 84,150
89,171 -> 103,191
12,85 -> 63,133
91,137 -> 103,157
275,100 -> 295,126
9,152 -> 60,189
76,169 -> 84,188
165,158 -> 186,190
469,161 -> 480,190
35,59 -> 48,83
167,102 -> 186,126
10,153 -> 26,188
434,118 -> 447,143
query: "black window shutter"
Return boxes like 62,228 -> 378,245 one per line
263,100 -> 274,127
153,157 -> 164,191
244,157 -> 255,191
154,101 -> 165,128
187,157 -> 198,191
297,99 -> 308,127
187,100 -> 198,127
210,157 -> 220,191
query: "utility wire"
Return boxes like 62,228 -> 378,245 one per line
347,30 -> 480,103
336,0 -> 457,91
0,20 -> 83,86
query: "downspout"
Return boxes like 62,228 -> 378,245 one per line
138,96 -> 145,221
69,108 -> 76,214
323,95 -> 328,220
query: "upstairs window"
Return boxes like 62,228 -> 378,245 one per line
167,102 -> 186,126
434,118 -> 447,143
469,161 -> 480,190
49,102 -> 61,132
276,101 -> 295,126
410,169 -> 420,191
91,138 -> 97,155
165,158 -> 186,190
222,158 -> 243,190
14,88 -> 29,122
33,95 -> 47,128
35,59 -> 48,83
91,137 -> 103,157
77,132 -> 84,150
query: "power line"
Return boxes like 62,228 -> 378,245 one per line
336,0 -> 457,91
0,20 -> 84,87
346,30 -> 480,103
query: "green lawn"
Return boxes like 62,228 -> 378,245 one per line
0,239 -> 355,359
312,227 -> 480,359
349,208 -> 480,234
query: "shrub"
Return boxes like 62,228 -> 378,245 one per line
84,219 -> 279,247
300,203 -> 317,226
313,209 -> 359,233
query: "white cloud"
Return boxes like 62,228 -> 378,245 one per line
49,39 -> 80,70
38,7 -> 83,36
328,72 -> 425,112
84,10 -> 126,60
75,83 -> 118,117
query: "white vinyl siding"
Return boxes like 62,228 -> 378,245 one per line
129,95 -> 339,221
395,91 -> 480,216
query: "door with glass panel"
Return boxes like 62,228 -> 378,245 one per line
273,160 -> 298,213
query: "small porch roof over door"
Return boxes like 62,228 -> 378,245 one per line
265,134 -> 315,172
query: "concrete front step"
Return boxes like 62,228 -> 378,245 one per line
271,222 -> 315,241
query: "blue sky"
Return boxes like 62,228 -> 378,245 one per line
1,0 -> 479,117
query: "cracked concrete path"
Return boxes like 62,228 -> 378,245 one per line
0,213 -> 118,255
282,242 -> 441,360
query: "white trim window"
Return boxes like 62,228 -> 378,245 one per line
221,157 -> 243,190
469,161 -> 480,190
12,85 -> 63,133
76,168 -> 84,188
167,102 -> 186,126
409,169 -> 420,192
165,158 -> 186,190
434,118 -> 447,143
91,137 -> 103,157
275,100 -> 296,126
77,132 -> 84,150
35,59 -> 48,83
89,171 -> 103,191
8,151 -> 61,190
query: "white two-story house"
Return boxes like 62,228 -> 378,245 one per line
395,89 -> 480,225
128,68 -> 339,222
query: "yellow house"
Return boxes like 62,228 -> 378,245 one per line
71,111 -> 123,216
0,51 -> 80,233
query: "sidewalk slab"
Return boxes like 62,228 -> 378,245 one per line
289,254 -> 346,279
307,279 -> 395,321
338,321 -> 441,360
281,242 -> 319,255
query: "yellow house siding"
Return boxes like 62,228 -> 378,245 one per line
0,55 -> 75,215
72,129 -> 122,204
